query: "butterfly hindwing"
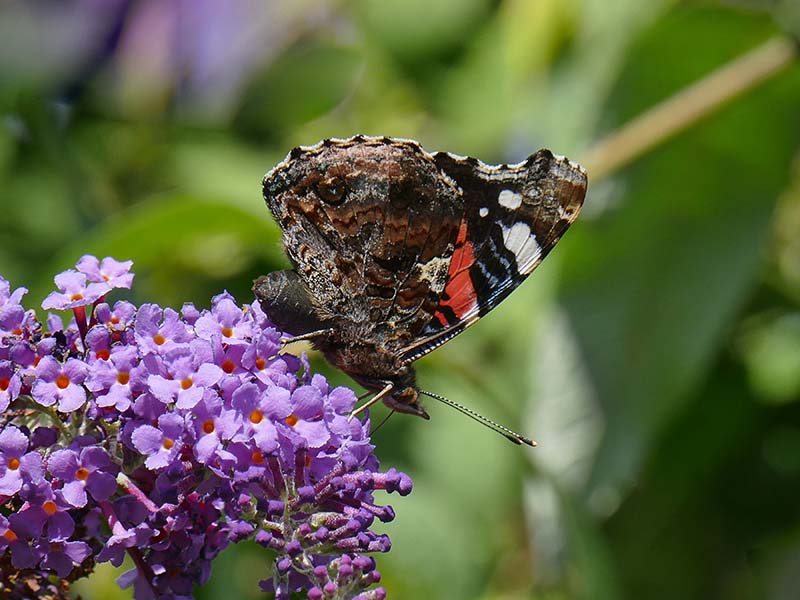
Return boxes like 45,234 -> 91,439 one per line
263,137 -> 464,348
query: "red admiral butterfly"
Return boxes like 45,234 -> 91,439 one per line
254,136 -> 587,444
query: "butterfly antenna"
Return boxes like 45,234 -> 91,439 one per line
370,410 -> 396,437
418,389 -> 537,447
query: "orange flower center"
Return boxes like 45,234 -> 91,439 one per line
11,328 -> 22,336
43,500 -> 58,516
285,414 -> 298,427
3,529 -> 17,542
202,420 -> 215,434
117,371 -> 130,385
110,316 -> 120,324
56,374 -> 70,389
221,360 -> 235,374
96,349 -> 110,361
251,450 -> 264,464
153,334 -> 166,346
255,357 -> 266,370
162,438 -> 175,450
8,457 -> 20,470
70,293 -> 83,301
221,327 -> 233,338
249,410 -> 263,424
180,378 -> 193,390
75,467 -> 90,481
0,378 -> 9,392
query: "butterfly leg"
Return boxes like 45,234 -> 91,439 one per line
348,381 -> 394,422
280,328 -> 335,347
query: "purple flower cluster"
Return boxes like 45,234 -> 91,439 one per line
0,256 -> 411,600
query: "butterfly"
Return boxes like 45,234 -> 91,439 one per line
254,135 -> 587,444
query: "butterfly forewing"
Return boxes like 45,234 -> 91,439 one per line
399,149 -> 587,364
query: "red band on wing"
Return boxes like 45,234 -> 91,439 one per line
433,220 -> 478,326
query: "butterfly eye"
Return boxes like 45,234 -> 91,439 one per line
316,176 -> 346,205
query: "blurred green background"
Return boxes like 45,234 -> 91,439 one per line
2,0 -> 800,598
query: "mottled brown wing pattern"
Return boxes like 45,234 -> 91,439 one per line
399,149 -> 587,364
263,136 -> 464,347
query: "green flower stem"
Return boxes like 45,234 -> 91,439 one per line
16,395 -> 73,441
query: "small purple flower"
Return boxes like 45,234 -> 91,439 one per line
131,412 -> 189,470
194,292 -> 256,345
0,276 -> 28,340
84,324 -> 113,362
41,270 -> 111,310
10,481 -> 74,540
38,537 -> 92,577
191,391 -> 239,467
147,343 -> 223,409
86,345 -> 147,411
242,329 -> 283,385
230,382 -> 280,454
95,300 -> 137,333
0,513 -> 37,570
76,255 -> 135,289
0,276 -> 27,308
0,360 -> 21,412
31,356 -> 89,412
0,426 -> 44,496
282,385 -> 331,449
134,303 -> 194,354
47,447 -> 118,508
212,334 -> 248,377
97,497 -> 157,567
181,302 -> 201,325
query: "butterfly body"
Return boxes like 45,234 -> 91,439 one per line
254,135 -> 587,418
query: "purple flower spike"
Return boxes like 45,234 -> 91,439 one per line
0,254 -> 410,598
77,255 -> 135,289
41,270 -> 111,310
48,447 -> 118,508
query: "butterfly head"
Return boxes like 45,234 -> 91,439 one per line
384,384 -> 430,420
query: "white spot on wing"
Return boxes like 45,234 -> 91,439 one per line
502,222 -> 541,270
498,189 -> 523,209
479,207 -> 489,218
